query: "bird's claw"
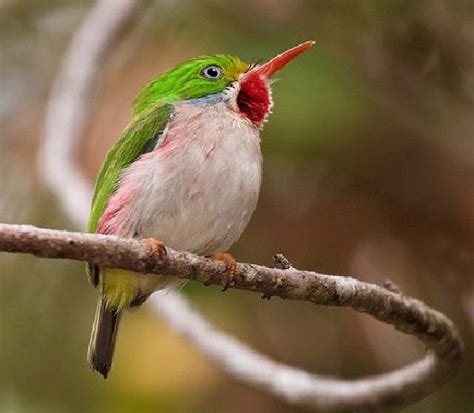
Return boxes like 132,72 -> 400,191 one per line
208,252 -> 236,291
141,238 -> 167,268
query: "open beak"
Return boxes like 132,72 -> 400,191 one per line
251,40 -> 315,78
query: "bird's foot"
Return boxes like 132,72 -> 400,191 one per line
208,252 -> 236,291
141,238 -> 167,268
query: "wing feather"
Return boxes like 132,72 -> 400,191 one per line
86,104 -> 173,286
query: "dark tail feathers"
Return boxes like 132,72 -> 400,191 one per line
87,296 -> 121,379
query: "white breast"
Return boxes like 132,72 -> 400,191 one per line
126,100 -> 262,255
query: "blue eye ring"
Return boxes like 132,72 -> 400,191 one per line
202,65 -> 223,80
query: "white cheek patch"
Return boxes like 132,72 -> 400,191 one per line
222,81 -> 241,112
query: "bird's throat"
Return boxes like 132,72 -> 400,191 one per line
237,72 -> 271,128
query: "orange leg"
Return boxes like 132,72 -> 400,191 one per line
141,238 -> 167,264
208,252 -> 236,291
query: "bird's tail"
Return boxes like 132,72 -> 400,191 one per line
87,296 -> 122,379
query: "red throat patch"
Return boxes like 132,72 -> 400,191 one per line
237,72 -> 271,128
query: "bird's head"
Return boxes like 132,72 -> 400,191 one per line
133,41 -> 315,129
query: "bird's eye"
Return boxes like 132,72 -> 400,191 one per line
202,65 -> 222,80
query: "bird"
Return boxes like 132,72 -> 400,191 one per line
86,40 -> 315,378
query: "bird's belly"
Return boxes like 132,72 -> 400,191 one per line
130,103 -> 262,255
143,167 -> 258,254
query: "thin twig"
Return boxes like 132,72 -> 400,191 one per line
0,223 -> 464,411
273,253 -> 293,269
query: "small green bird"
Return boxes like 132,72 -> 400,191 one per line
86,41 -> 315,378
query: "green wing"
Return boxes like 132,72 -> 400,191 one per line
86,103 -> 173,286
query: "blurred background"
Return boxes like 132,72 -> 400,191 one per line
1,0 -> 473,412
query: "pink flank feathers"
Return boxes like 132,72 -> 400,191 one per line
97,152 -> 155,237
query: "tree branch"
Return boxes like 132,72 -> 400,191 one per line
0,222 -> 464,411
41,0 -> 144,226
